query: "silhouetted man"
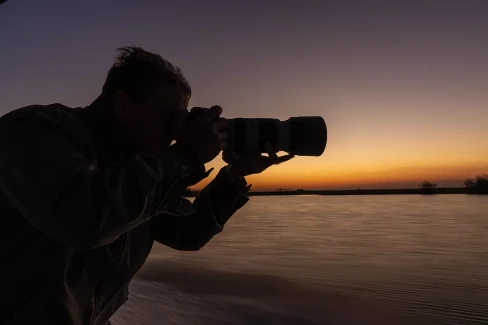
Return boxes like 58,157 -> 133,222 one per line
0,47 -> 293,325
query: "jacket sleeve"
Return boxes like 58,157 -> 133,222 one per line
151,167 -> 250,251
0,109 -> 207,251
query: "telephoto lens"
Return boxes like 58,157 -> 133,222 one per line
226,117 -> 327,157
187,108 -> 327,157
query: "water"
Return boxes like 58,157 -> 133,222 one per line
112,195 -> 488,325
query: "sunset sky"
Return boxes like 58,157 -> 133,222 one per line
1,0 -> 487,190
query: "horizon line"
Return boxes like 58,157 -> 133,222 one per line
187,185 -> 471,193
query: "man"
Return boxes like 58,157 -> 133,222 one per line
0,47 -> 293,325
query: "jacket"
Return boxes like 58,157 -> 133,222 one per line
0,102 -> 250,325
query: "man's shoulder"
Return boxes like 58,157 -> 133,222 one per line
0,104 -> 90,146
0,103 -> 82,125
0,103 -> 88,135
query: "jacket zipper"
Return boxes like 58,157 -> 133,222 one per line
85,232 -> 130,325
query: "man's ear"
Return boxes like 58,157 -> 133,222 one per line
112,91 -> 133,116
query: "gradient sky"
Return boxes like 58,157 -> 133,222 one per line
1,0 -> 487,190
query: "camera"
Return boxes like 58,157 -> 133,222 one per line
187,108 -> 327,157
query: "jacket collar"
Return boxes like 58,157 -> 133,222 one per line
79,97 -> 136,166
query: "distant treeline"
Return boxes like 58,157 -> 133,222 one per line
463,174 -> 488,194
183,187 -> 468,197
247,188 -> 469,196
182,173 -> 488,197
419,174 -> 488,195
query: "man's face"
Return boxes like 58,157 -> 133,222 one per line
113,85 -> 189,154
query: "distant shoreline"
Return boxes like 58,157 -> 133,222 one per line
249,187 -> 468,196
185,187 -> 476,197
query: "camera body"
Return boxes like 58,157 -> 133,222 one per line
187,108 -> 327,157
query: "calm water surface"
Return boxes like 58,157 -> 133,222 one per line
113,195 -> 488,325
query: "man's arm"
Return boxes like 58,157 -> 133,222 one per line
0,108 -> 206,251
151,167 -> 250,251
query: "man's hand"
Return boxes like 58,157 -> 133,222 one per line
175,106 -> 228,164
222,143 -> 294,182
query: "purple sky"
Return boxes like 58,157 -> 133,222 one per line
1,0 -> 487,189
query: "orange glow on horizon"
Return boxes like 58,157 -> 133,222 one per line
192,156 -> 488,191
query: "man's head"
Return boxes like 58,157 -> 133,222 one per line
101,46 -> 191,153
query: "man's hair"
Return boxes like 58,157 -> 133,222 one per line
101,46 -> 191,107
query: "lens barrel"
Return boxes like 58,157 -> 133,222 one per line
226,117 -> 327,157
186,108 -> 327,157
